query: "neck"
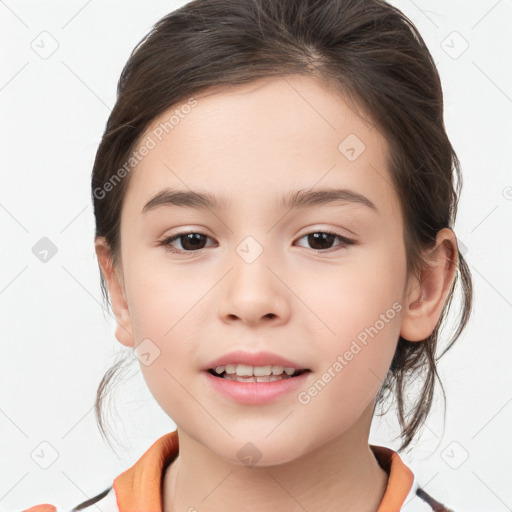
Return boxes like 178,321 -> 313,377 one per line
162,405 -> 388,512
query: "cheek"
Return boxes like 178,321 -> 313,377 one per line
125,246 -> 209,339
301,240 -> 407,340
297,241 -> 406,401
296,300 -> 404,438
122,252 -> 210,398
125,268 -> 202,422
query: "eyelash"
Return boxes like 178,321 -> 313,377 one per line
158,230 -> 357,255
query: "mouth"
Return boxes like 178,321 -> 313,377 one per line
207,365 -> 311,383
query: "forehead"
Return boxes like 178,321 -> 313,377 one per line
123,74 -> 399,220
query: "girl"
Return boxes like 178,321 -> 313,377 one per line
24,0 -> 472,510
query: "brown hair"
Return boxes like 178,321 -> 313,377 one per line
92,0 -> 472,452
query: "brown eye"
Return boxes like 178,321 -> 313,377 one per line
295,231 -> 356,252
161,232 -> 215,253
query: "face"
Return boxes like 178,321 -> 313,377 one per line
109,75 -> 411,464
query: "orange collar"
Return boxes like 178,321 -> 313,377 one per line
113,431 -> 414,512
371,444 -> 414,511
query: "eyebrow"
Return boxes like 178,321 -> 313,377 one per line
141,187 -> 377,214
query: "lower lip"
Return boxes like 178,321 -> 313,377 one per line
204,371 -> 311,405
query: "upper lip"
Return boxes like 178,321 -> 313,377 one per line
204,350 -> 309,370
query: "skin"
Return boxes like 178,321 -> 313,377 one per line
96,74 -> 457,512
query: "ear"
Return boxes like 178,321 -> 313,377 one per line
400,228 -> 458,342
95,237 -> 135,348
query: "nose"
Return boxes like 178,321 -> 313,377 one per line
217,248 -> 291,327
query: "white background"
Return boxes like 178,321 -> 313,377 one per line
1,1 -> 511,510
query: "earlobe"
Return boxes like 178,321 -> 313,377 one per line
94,237 -> 135,348
400,228 -> 458,342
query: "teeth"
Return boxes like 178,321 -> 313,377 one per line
213,364 -> 298,377
271,365 -> 284,375
223,374 -> 289,382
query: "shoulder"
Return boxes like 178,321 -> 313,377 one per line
22,486 -> 118,512
402,474 -> 455,511
415,486 -> 455,512
370,444 -> 455,511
